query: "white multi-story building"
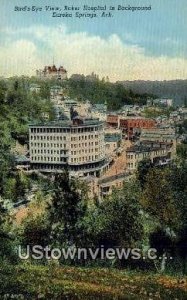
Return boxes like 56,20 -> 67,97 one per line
29,118 -> 109,177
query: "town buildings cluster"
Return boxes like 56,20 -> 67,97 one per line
15,77 -> 185,200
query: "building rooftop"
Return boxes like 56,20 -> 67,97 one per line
105,134 -> 121,143
126,141 -> 172,153
29,118 -> 103,128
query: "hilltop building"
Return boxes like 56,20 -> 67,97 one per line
36,65 -> 67,80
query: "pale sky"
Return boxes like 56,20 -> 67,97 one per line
0,0 -> 187,81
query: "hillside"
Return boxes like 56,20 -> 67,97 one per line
117,80 -> 187,106
1,264 -> 186,299
68,74 -> 152,110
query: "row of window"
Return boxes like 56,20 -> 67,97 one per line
70,156 -> 99,163
30,135 -> 66,141
30,127 -> 100,133
31,155 -> 99,163
71,135 -> 98,141
127,163 -> 135,169
127,149 -> 166,159
30,142 -> 101,148
31,149 -> 67,155
30,143 -> 66,148
31,148 -> 100,155
31,156 -> 66,162
32,163 -> 101,171
71,148 -> 99,155
127,153 -> 150,159
30,134 -> 101,142
70,142 -> 99,148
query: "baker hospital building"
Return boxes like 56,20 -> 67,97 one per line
29,118 -> 110,177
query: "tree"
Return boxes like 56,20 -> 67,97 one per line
177,225 -> 187,275
19,190 -> 51,250
0,124 -> 13,196
21,214 -> 50,248
48,170 -> 87,247
176,144 -> 187,160
137,158 -> 153,188
0,200 -> 16,263
149,227 -> 174,273
39,82 -> 50,99
141,163 -> 187,274
0,80 -> 7,105
141,167 -> 181,273
169,162 -> 187,274
85,181 -> 143,252
141,167 -> 179,230
12,172 -> 27,203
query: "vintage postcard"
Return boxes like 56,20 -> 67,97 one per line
0,0 -> 186,298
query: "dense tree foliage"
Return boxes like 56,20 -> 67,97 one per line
176,143 -> 187,160
0,200 -> 16,263
68,75 -> 148,110
137,158 -> 153,188
83,181 -> 143,249
0,78 -> 55,199
0,78 -> 55,140
48,171 -> 87,247
137,162 -> 187,274
141,167 -> 179,229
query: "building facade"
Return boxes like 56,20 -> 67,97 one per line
140,127 -> 177,155
29,118 -> 109,177
120,118 -> 156,139
36,65 -> 67,80
106,115 -> 156,139
106,114 -> 120,128
126,140 -> 173,171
